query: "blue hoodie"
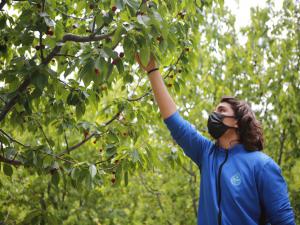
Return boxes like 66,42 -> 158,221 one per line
163,110 -> 296,225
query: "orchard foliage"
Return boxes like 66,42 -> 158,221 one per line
0,0 -> 299,224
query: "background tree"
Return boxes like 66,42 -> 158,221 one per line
0,0 -> 299,224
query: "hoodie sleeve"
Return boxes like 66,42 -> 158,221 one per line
163,110 -> 212,168
257,159 -> 296,225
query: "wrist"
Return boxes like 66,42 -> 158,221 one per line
147,67 -> 159,75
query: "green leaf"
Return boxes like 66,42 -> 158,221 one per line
111,26 -> 125,48
78,58 -> 95,87
105,144 -> 117,158
125,0 -> 139,10
137,15 -> 151,27
43,16 -> 55,27
31,72 -> 48,92
174,81 -> 180,93
218,0 -> 224,8
124,170 -> 128,186
106,62 -> 114,81
95,56 -> 108,83
51,171 -> 60,186
71,167 -> 80,180
3,163 -> 13,176
131,149 -> 140,163
95,14 -> 104,27
123,37 -> 135,64
0,15 -> 6,29
116,59 -> 124,74
0,133 -> 10,145
23,210 -> 41,224
55,21 -> 64,40
140,44 -> 150,68
46,212 -> 59,225
116,0 -> 125,10
76,102 -> 86,118
108,131 -> 119,142
67,92 -> 80,106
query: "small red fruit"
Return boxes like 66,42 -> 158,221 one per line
119,52 -> 124,58
35,45 -> 45,50
84,131 -> 89,138
178,12 -> 185,19
112,6 -> 117,12
156,36 -> 163,42
112,58 -> 118,65
95,68 -> 100,75
47,30 -> 54,36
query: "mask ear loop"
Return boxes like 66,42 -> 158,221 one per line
223,115 -> 240,129
228,115 -> 241,144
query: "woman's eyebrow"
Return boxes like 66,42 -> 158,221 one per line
216,105 -> 226,110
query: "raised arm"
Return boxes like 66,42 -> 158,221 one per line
135,54 -> 212,167
135,53 -> 177,119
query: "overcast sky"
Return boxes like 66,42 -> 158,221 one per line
225,0 -> 284,30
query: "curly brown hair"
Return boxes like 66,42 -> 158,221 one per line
220,96 -> 264,151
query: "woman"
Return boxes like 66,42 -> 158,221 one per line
135,54 -> 296,225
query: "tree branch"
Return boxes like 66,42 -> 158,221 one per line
35,119 -> 54,152
0,129 -> 29,147
55,8 -> 94,21
56,109 -> 122,157
56,132 -> 96,157
39,30 -> 44,61
0,78 -> 31,123
61,30 -> 115,43
0,155 -> 22,166
0,30 -> 116,123
188,161 -> 198,217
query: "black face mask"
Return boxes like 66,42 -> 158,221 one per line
207,112 -> 238,139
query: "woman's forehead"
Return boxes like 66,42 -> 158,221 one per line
215,102 -> 232,110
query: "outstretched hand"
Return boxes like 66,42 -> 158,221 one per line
135,53 -> 158,73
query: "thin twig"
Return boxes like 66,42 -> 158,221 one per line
35,119 -> 54,152
0,129 -> 29,147
55,8 -> 94,21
